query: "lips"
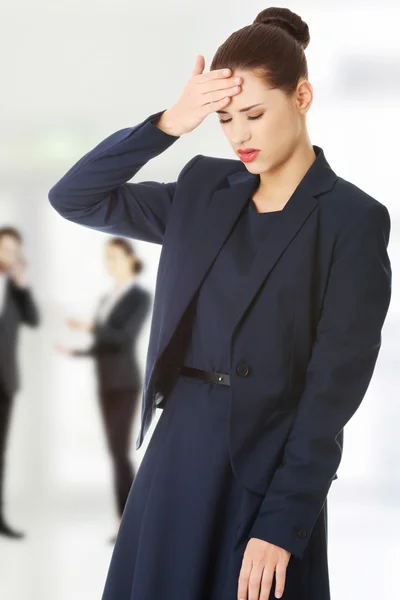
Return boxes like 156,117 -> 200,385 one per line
238,148 -> 259,154
237,149 -> 260,163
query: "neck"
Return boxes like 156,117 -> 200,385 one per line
255,138 -> 316,211
115,273 -> 134,288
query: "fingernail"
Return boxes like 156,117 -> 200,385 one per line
275,594 -> 282,599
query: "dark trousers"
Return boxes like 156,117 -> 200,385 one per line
0,383 -> 13,522
99,388 -> 140,517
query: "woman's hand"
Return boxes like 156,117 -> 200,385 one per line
155,54 -> 242,137
10,253 -> 28,288
55,344 -> 73,355
237,538 -> 291,600
66,317 -> 94,332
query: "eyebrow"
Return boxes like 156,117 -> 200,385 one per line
216,103 -> 264,115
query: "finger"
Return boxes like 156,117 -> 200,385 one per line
202,85 -> 241,106
200,95 -> 232,118
199,76 -> 241,93
248,565 -> 264,600
237,557 -> 252,600
191,54 -> 205,76
196,67 -> 231,83
259,566 -> 275,600
273,563 -> 287,599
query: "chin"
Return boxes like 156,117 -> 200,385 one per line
242,161 -> 266,175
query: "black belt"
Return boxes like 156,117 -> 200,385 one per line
179,365 -> 230,386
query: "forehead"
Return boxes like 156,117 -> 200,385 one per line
232,69 -> 274,93
217,69 -> 287,114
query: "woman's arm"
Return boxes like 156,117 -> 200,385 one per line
48,109 -> 200,245
248,201 -> 392,560
12,285 -> 40,327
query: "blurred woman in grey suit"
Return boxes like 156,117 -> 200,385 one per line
58,238 -> 150,540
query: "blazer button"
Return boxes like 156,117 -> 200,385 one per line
154,392 -> 164,406
236,363 -> 250,377
297,528 -> 307,539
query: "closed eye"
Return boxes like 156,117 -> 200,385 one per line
219,114 -> 263,124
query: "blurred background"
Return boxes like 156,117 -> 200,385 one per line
0,1 -> 399,598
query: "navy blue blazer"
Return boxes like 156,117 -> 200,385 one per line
48,108 -> 391,560
73,284 -> 151,393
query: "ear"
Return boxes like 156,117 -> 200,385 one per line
295,79 -> 313,114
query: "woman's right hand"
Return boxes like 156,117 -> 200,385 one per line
66,317 -> 94,332
155,55 -> 242,136
55,344 -> 73,356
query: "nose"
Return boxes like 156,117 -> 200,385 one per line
230,124 -> 252,147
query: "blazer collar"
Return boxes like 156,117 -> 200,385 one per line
226,145 -> 337,199
155,145 -> 338,358
95,279 -> 137,325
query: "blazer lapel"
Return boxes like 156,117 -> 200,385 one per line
155,174 -> 258,357
95,285 -> 136,327
226,146 -> 338,335
156,145 -> 338,359
229,185 -> 318,336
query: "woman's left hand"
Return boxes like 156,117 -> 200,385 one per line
237,538 -> 291,600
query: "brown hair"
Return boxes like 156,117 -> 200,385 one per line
210,7 -> 310,96
108,237 -> 144,275
0,226 -> 23,244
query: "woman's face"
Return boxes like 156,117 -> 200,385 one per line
216,69 -> 312,174
0,235 -> 21,272
104,244 -> 134,280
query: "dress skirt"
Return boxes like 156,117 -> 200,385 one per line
101,198 -> 331,599
101,373 -> 330,600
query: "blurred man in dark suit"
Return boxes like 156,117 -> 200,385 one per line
0,227 -> 40,539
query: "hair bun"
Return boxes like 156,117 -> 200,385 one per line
254,7 -> 310,50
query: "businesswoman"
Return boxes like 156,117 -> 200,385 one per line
58,238 -> 150,540
49,7 -> 392,600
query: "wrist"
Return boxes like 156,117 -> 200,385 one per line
152,110 -> 183,137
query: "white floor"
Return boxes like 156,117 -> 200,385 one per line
0,481 -> 399,599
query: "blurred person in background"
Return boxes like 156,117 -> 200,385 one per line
0,226 -> 40,540
57,237 -> 150,542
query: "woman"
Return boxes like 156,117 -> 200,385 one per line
48,7 -> 392,600
58,238 -> 150,541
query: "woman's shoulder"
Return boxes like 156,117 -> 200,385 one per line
320,174 -> 390,231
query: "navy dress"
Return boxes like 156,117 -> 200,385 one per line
101,198 -> 331,600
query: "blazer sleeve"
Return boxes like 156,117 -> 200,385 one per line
248,202 -> 392,560
48,109 -> 200,245
12,285 -> 40,327
73,290 -> 151,356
